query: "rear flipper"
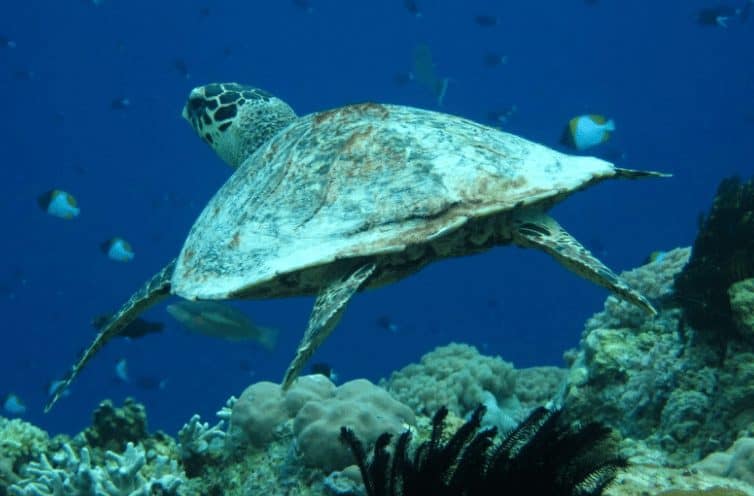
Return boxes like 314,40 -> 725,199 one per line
511,210 -> 657,316
613,167 -> 671,180
44,260 -> 176,412
282,262 -> 376,390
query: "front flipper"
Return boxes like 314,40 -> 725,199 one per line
511,210 -> 657,316
45,260 -> 176,412
282,262 -> 377,390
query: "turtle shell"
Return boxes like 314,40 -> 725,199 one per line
173,103 -> 615,299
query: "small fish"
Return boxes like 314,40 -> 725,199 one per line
403,0 -> 422,17
92,313 -> 164,339
696,2 -> 753,27
46,379 -> 71,399
199,6 -> 211,17
393,72 -> 414,86
483,52 -> 508,67
174,58 -> 191,79
38,189 -> 80,219
0,35 -> 16,48
2,393 -> 26,415
376,315 -> 400,333
412,43 -> 450,106
167,300 -> 279,349
111,97 -> 131,110
101,238 -> 135,262
487,105 -> 517,125
474,15 -> 499,27
134,376 -> 167,390
115,358 -> 129,383
310,362 -> 338,382
560,114 -> 615,150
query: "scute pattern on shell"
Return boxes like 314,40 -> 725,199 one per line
173,103 -> 615,299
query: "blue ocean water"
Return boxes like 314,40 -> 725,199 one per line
0,1 -> 752,437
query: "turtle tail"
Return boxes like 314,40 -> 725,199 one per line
614,167 -> 672,179
44,259 -> 176,412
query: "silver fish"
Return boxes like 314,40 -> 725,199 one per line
167,301 -> 278,350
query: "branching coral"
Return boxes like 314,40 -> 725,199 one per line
7,441 -> 183,496
177,414 -> 226,478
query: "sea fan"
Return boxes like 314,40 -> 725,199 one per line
340,405 -> 627,496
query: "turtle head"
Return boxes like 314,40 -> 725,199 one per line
182,83 -> 297,169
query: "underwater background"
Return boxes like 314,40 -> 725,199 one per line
0,0 -> 752,438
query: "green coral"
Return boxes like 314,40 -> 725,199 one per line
0,416 -> 49,486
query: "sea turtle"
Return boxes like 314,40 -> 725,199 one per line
45,82 -> 668,411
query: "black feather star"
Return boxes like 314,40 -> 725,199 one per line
340,405 -> 627,496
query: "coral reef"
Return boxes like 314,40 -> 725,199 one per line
177,396 -> 234,471
227,375 -> 415,473
229,380 -> 290,448
381,342 -> 516,418
0,417 -> 49,488
340,404 -> 626,496
729,278 -> 754,336
7,441 -> 184,496
563,247 -> 754,466
1,399 -> 187,496
513,366 -> 567,408
3,373 -> 754,496
322,465 -> 363,495
654,488 -> 749,496
83,398 -> 148,452
227,375 -> 336,449
294,379 -> 415,472
694,437 -> 754,485
603,463 -> 754,496
674,176 -> 754,340
177,413 -> 226,477
585,246 -> 691,330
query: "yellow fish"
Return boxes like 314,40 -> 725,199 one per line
101,237 -> 135,262
561,114 -> 615,150
37,189 -> 80,219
